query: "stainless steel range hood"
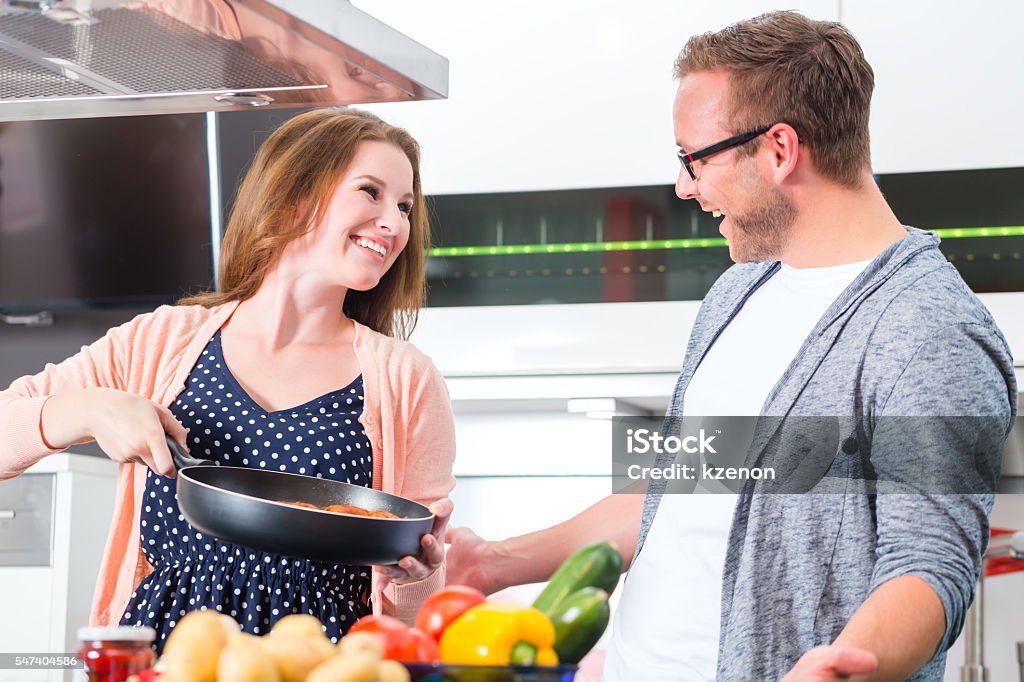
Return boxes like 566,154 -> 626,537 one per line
0,0 -> 448,121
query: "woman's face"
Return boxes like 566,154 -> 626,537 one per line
287,140 -> 415,293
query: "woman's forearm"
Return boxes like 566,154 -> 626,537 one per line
39,389 -> 93,449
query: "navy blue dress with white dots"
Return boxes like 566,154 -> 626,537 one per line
120,331 -> 374,650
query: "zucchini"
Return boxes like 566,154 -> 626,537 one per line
550,587 -> 611,664
532,541 -> 622,616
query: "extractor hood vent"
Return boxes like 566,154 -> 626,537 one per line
0,0 -> 448,120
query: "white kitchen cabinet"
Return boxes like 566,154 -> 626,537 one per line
843,0 -> 1024,175
354,0 -> 1022,195
353,0 -> 838,195
0,454 -> 117,682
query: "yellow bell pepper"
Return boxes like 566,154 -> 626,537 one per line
439,602 -> 559,666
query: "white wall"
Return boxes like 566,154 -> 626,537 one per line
354,1 -> 1024,195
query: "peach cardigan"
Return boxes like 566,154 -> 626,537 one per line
0,301 -> 456,626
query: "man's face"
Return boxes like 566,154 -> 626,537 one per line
672,71 -> 795,263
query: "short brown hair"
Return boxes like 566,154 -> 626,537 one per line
180,108 -> 429,339
674,11 -> 874,187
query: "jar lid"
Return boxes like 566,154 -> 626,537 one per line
78,626 -> 156,643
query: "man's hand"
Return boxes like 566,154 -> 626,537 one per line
444,526 -> 498,594
782,646 -> 879,681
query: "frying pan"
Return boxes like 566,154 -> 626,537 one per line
165,436 -> 434,565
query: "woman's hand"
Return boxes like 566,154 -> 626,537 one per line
377,498 -> 454,587
41,387 -> 187,477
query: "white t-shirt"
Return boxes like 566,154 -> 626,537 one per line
604,259 -> 871,681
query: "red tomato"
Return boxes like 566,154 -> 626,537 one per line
349,615 -> 440,662
404,627 -> 440,663
414,585 -> 487,643
349,614 -> 413,660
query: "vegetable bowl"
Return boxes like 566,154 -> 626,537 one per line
404,662 -> 577,682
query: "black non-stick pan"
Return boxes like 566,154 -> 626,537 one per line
166,436 -> 434,565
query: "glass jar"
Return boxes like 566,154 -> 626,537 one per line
78,626 -> 156,682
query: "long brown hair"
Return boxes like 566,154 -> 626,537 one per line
179,108 -> 429,339
674,11 -> 874,188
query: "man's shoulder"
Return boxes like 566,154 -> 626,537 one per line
859,246 -> 1014,402
873,248 -> 995,332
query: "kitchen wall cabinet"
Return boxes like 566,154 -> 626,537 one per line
353,0 -> 837,194
842,0 -> 1024,175
354,0 -> 1023,195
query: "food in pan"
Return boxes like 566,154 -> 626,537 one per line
325,504 -> 400,519
324,504 -> 370,515
284,501 -> 401,519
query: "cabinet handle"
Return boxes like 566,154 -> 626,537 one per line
0,510 -> 15,520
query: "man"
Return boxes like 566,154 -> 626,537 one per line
446,11 -> 1016,681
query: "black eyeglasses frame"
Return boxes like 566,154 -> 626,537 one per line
677,126 -> 772,181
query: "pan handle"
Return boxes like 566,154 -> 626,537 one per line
165,434 -> 215,470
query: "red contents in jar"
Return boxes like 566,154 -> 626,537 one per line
78,627 -> 156,682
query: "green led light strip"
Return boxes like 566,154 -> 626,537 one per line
427,225 -> 1024,258
932,226 -> 1024,239
429,237 -> 728,258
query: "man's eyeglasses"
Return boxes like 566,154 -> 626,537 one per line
676,126 -> 771,181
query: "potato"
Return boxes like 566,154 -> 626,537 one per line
218,613 -> 244,640
308,635 -> 338,661
377,659 -> 411,682
306,652 -> 378,682
217,634 -> 281,682
269,614 -> 325,640
337,632 -> 384,661
261,634 -> 333,682
160,647 -> 219,682
162,610 -> 232,682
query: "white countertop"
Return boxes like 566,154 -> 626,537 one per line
25,452 -> 118,477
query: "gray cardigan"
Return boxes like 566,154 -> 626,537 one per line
635,228 -> 1017,680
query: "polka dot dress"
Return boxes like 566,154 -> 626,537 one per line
120,331 -> 373,652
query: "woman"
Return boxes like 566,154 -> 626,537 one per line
0,108 -> 455,649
